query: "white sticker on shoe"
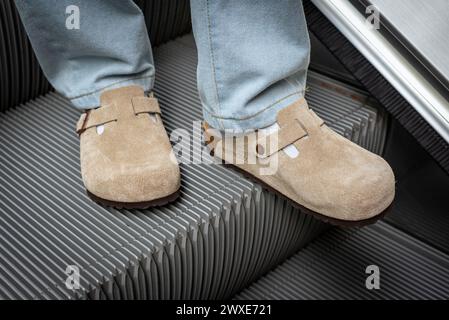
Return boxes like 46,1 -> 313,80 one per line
96,125 -> 105,135
283,144 -> 299,158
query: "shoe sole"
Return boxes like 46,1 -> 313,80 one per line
223,163 -> 392,227
86,189 -> 180,210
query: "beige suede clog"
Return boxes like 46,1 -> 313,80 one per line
204,98 -> 395,226
76,86 -> 180,209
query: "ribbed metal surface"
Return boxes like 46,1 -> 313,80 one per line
0,35 -> 387,300
304,0 -> 449,175
388,188 -> 449,255
235,221 -> 449,300
307,72 -> 388,155
385,159 -> 449,255
134,0 -> 191,47
0,0 -> 51,112
309,33 -> 359,87
0,0 -> 191,113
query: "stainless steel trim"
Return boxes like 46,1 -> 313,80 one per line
312,0 -> 449,144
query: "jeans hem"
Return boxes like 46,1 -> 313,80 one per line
203,91 -> 304,131
68,76 -> 155,110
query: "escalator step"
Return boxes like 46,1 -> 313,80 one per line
0,0 -> 52,112
0,35 -> 387,300
235,221 -> 449,300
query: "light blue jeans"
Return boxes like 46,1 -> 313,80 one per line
15,0 -> 310,131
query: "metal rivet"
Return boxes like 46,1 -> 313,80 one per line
256,144 -> 265,156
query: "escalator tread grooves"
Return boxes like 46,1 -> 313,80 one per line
235,222 -> 449,300
0,35 -> 387,299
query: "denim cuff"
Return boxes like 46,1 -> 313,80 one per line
69,76 -> 155,110
202,91 -> 304,132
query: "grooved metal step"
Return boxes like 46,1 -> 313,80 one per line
0,0 -> 51,112
0,35 -> 387,300
383,125 -> 449,255
235,221 -> 449,300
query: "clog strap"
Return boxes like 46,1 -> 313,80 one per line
76,96 -> 161,135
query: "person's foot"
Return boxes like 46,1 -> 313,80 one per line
204,98 -> 395,226
76,85 -> 180,209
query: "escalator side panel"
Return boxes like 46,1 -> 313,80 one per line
304,0 -> 449,175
